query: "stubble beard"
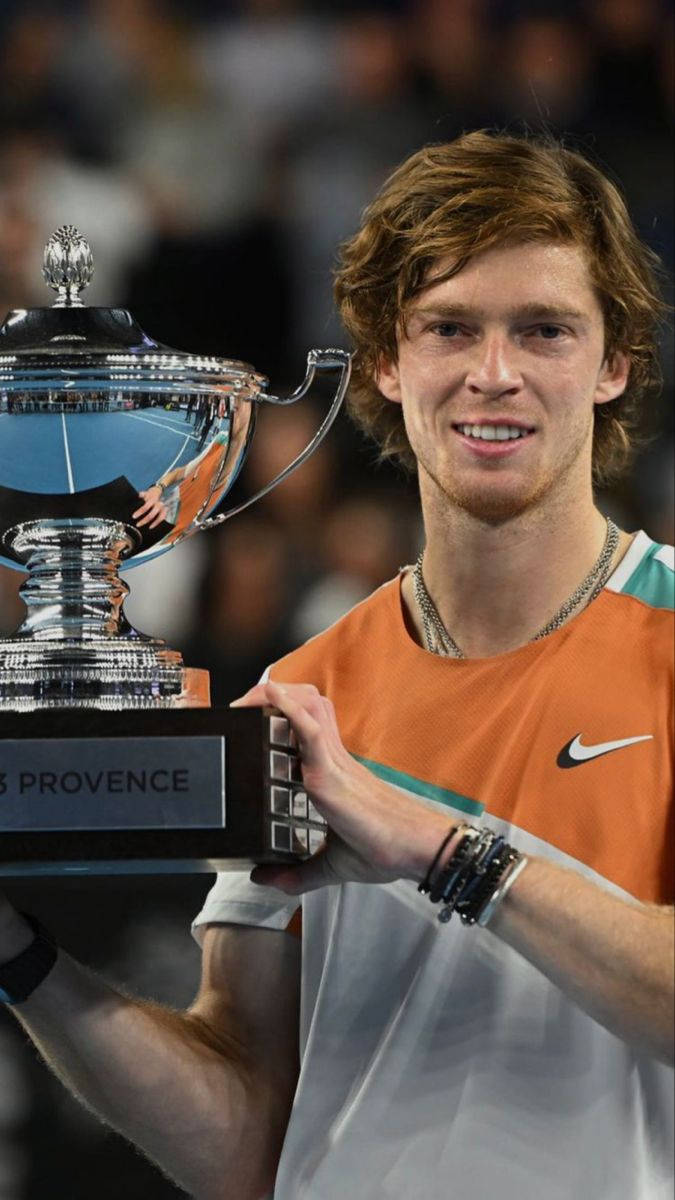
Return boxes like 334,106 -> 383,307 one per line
415,414 -> 595,527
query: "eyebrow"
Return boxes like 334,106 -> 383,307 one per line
409,302 -> 589,324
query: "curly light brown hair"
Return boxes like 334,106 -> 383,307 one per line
334,130 -> 667,485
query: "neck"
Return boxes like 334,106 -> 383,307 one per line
403,472 -> 631,659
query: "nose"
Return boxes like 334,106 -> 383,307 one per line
464,332 -> 523,399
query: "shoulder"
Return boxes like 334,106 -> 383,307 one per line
605,531 -> 674,613
268,576 -> 401,689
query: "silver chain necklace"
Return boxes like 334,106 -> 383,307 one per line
412,518 -> 620,658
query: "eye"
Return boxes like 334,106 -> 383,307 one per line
535,324 -> 565,340
431,322 -> 463,337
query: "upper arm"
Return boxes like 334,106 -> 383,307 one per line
191,923 -> 302,1095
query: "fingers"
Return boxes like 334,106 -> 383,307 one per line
147,507 -> 168,529
266,684 -> 335,770
231,681 -> 320,708
132,488 -> 168,528
319,695 -> 343,752
251,846 -> 336,895
231,682 -> 347,776
134,503 -> 168,528
132,489 -> 156,517
229,684 -> 267,708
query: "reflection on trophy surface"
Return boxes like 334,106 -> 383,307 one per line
0,224 -> 350,874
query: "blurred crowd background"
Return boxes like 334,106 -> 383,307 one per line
0,0 -> 672,1196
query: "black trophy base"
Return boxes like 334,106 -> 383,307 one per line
0,707 -> 327,878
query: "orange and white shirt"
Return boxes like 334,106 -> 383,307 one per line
194,530 -> 674,1200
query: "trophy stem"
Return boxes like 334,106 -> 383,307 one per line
10,519 -> 138,641
0,520 -> 209,711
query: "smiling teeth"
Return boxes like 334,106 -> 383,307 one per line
458,424 -> 530,440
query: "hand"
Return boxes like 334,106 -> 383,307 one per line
132,486 -> 168,529
230,681 -> 458,895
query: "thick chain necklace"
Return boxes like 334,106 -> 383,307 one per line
412,518 -> 620,658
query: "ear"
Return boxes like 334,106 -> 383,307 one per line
594,352 -> 630,407
376,355 -> 403,405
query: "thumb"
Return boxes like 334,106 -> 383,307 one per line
251,848 -> 336,896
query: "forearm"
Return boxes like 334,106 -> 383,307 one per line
6,930 -> 281,1199
488,856 -> 675,1065
403,817 -> 674,1064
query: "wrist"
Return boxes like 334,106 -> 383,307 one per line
404,812 -> 464,883
0,906 -> 35,964
0,912 -> 59,1005
418,823 -> 528,927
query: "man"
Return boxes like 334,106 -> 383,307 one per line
0,131 -> 672,1199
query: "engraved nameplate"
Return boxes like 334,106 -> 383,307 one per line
0,737 -> 225,831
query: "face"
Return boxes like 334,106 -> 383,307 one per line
377,241 -> 629,523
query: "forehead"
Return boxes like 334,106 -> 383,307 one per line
414,240 -> 601,317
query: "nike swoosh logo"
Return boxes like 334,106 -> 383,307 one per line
557,733 -> 653,768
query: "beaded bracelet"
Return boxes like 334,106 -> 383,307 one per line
422,823 -> 527,927
454,847 -> 519,925
447,836 -> 507,922
429,827 -> 481,904
476,855 -> 529,928
434,828 -> 495,909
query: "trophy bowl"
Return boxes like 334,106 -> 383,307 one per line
0,225 -> 350,711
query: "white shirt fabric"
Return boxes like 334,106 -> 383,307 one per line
193,830 -> 673,1200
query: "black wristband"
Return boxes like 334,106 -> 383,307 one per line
417,825 -> 458,896
0,912 -> 58,1005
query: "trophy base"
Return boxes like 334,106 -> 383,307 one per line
0,641 -> 210,711
0,706 -> 327,877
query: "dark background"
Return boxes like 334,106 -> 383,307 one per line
0,1 -> 672,1196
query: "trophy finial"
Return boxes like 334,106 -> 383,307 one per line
42,225 -> 94,308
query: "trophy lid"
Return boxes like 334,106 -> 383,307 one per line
0,225 -> 267,395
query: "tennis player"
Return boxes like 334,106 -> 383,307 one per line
1,131 -> 672,1200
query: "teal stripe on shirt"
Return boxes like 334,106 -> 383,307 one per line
353,754 -> 483,818
621,543 -> 675,610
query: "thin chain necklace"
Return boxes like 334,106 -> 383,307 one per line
412,518 -> 620,658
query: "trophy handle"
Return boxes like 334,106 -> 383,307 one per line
190,348 -> 351,534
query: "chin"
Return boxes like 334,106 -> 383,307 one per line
437,468 -> 562,524
452,490 -> 538,524
419,448 -> 580,525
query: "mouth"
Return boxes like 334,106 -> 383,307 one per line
451,421 -> 537,458
451,422 -> 536,442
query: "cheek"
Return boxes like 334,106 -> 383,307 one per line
556,374 -> 600,419
401,363 -> 453,415
400,389 -> 443,446
536,353 -> 599,409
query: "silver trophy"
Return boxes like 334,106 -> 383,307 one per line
0,226 -> 349,876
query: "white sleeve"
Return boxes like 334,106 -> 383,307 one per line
191,871 -> 300,946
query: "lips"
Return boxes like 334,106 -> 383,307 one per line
451,421 -> 536,442
451,421 -> 536,457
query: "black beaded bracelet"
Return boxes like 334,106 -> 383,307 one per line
433,828 -> 490,907
455,848 -> 520,925
452,836 -> 505,908
423,824 -> 524,927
